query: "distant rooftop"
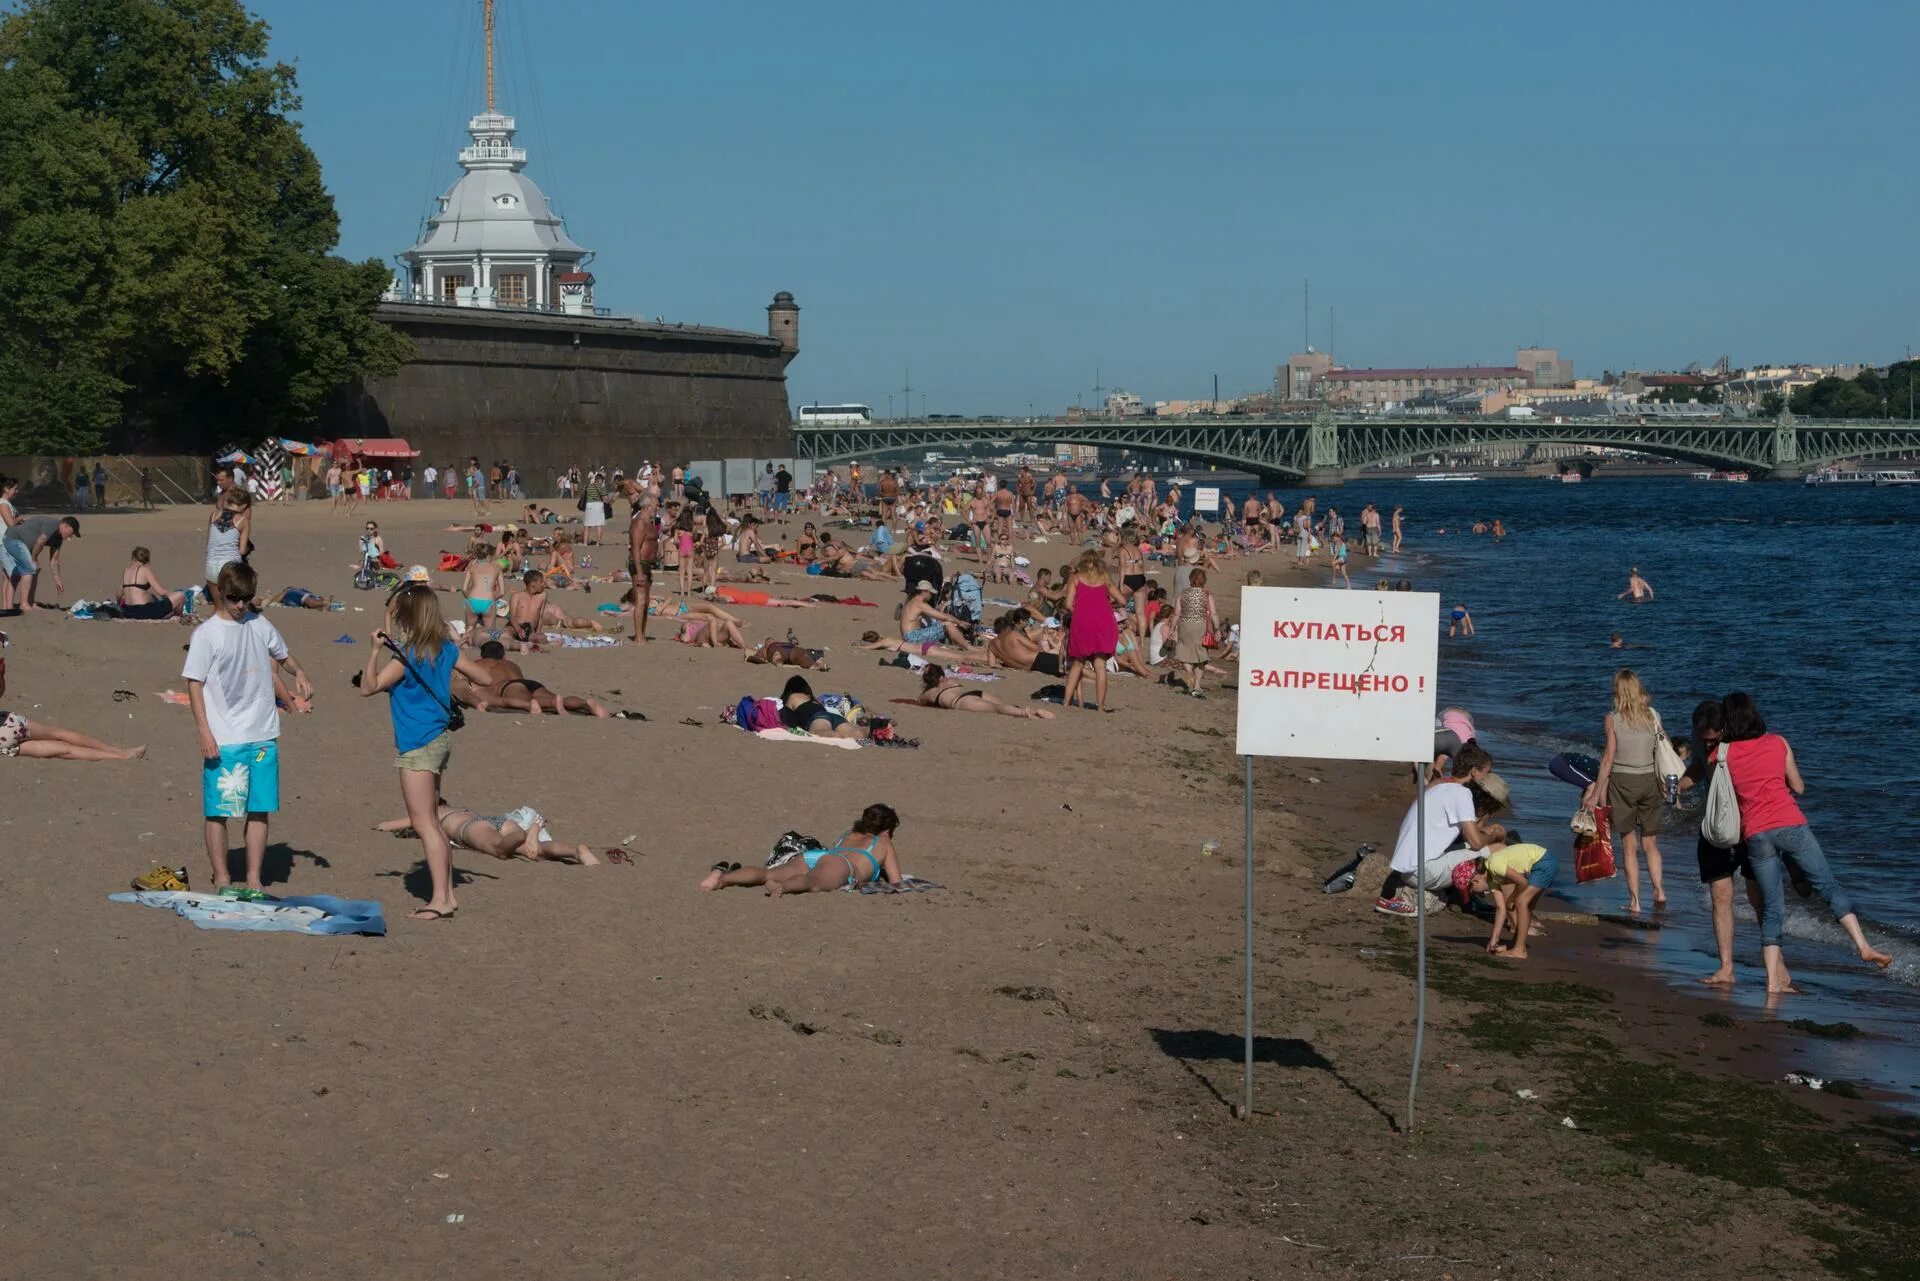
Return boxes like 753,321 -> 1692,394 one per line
1325,366 -> 1528,381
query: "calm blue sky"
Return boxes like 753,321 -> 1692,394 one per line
255,0 -> 1918,414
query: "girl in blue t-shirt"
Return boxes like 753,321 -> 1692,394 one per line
359,584 -> 492,921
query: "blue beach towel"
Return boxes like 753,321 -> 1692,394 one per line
110,890 -> 387,936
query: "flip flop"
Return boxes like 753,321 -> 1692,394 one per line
607,849 -> 633,865
408,907 -> 456,922
708,861 -> 741,874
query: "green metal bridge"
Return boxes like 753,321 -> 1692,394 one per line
791,407 -> 1920,484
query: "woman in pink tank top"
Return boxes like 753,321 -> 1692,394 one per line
1717,692 -> 1892,992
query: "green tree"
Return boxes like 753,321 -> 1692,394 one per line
1790,376 -> 1887,419
0,0 -> 410,453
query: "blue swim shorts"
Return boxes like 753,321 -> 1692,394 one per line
203,740 -> 281,818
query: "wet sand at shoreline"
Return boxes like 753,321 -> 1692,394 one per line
1,499 -> 1910,1279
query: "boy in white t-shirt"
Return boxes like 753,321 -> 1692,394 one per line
1375,741 -> 1499,917
183,562 -> 313,899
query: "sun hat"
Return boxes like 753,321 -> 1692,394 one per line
913,580 -> 935,593
405,565 -> 432,583
1478,771 -> 1510,806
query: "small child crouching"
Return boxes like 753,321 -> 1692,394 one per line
1465,834 -> 1557,961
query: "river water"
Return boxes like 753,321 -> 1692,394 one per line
1220,474 -> 1920,1100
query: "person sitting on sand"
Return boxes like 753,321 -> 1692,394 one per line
0,708 -> 145,762
864,629 -> 995,667
748,638 -> 829,670
1465,833 -> 1555,960
117,546 -> 187,619
545,531 -> 577,588
461,543 -> 505,630
700,803 -> 904,895
901,581 -> 972,649
453,640 -> 617,717
507,571 -> 601,642
375,802 -> 599,865
917,664 -> 1056,719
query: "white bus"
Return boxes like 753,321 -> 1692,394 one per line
798,403 -> 873,426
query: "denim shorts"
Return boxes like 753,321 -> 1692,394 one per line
0,537 -> 34,577
1526,852 -> 1559,890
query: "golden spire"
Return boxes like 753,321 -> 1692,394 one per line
484,0 -> 495,111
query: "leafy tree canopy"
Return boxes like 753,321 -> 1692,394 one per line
0,0 -> 411,453
1789,362 -> 1918,420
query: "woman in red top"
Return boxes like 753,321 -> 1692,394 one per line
1719,692 -> 1892,993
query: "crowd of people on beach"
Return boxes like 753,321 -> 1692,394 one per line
6,456 -> 1427,923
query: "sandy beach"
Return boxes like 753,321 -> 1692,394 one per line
2,496 -> 1914,1280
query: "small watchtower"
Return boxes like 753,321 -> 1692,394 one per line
767,291 -> 800,361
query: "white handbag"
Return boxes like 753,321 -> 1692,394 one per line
1653,711 -> 1685,779
1701,740 -> 1743,849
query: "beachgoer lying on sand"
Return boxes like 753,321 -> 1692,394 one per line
778,674 -> 864,738
713,564 -> 772,584
707,584 -> 822,608
917,664 -> 1056,719
450,641 -> 617,717
748,639 -> 829,670
669,598 -> 748,649
0,709 -> 145,761
700,803 -> 903,895
985,611 -> 1066,676
270,587 -> 336,610
375,802 -> 598,865
860,630 -> 993,666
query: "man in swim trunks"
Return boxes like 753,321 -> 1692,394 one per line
454,640 -> 615,717
623,479 -> 659,643
901,581 -> 972,649
375,801 -> 599,864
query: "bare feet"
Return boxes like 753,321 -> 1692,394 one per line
589,700 -> 612,718
1027,707 -> 1057,720
1623,899 -> 1642,914
575,844 -> 601,866
1498,949 -> 1529,961
766,878 -> 787,897
1699,969 -> 1735,987
518,820 -> 545,859
1861,947 -> 1894,969
127,745 -> 148,759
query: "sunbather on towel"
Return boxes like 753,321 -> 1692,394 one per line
747,638 -> 829,670
699,803 -> 903,895
858,630 -> 994,666
375,802 -> 598,864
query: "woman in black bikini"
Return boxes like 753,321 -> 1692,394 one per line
118,546 -> 186,620
916,665 -> 1056,719
778,674 -> 864,739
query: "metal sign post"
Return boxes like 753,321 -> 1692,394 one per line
1234,587 -> 1439,1124
1240,752 -> 1255,1120
1409,764 -> 1427,1134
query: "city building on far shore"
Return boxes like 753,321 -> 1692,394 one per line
1105,390 -> 1147,417
1276,347 -> 1575,409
